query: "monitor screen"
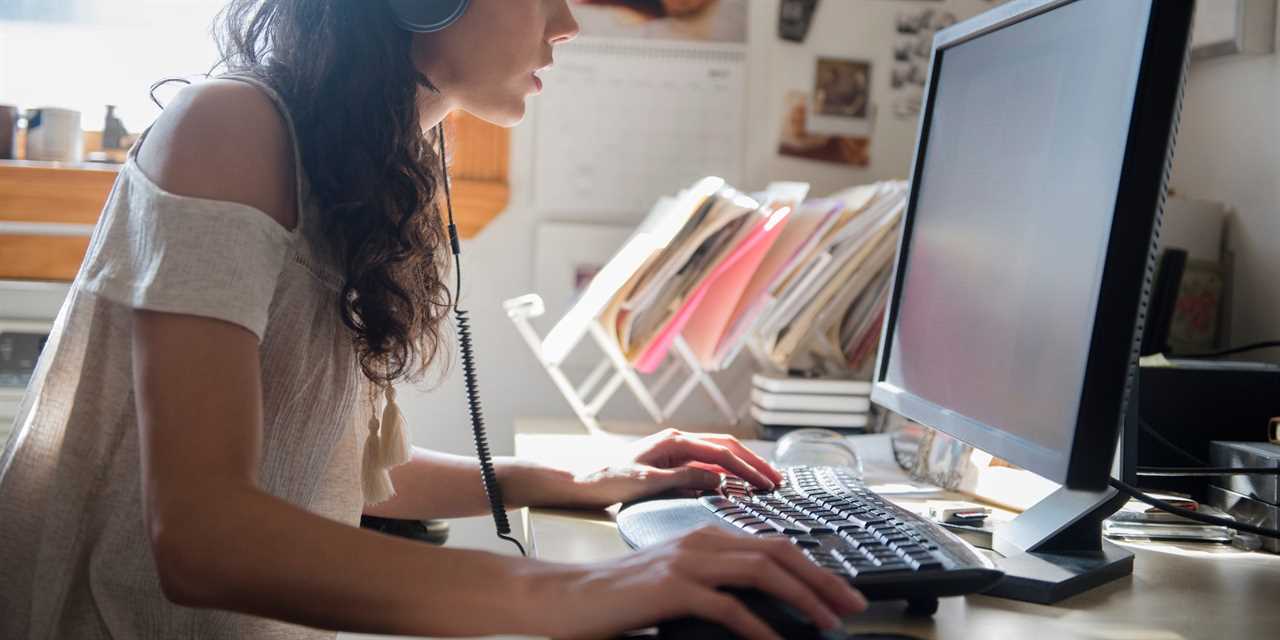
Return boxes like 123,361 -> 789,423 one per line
878,0 -> 1154,482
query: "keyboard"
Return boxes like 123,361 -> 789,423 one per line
617,465 -> 1003,605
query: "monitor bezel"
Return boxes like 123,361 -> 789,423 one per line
870,0 -> 1193,490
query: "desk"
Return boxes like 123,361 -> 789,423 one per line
515,418 -> 1280,640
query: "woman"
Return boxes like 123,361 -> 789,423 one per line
0,1 -> 866,638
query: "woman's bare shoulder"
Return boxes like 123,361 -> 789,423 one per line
134,78 -> 299,230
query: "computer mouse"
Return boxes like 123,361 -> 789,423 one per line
656,588 -> 825,640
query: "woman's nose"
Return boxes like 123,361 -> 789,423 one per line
548,0 -> 581,44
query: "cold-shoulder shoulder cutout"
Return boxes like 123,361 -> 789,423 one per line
133,78 -> 300,232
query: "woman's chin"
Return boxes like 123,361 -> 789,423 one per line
471,102 -> 527,129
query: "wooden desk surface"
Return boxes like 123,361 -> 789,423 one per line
515,419 -> 1280,640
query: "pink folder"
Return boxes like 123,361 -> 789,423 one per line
633,206 -> 794,374
710,201 -> 841,363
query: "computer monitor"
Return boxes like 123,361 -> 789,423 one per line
870,0 -> 1193,603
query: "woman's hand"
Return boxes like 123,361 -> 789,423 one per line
526,524 -> 868,640
563,428 -> 785,509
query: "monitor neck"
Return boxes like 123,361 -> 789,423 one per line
984,485 -> 1134,603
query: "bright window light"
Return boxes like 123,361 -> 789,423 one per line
0,0 -> 227,131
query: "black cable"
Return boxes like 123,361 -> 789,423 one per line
1108,477 -> 1280,539
1175,340 -> 1280,359
436,123 -> 526,557
1138,419 -> 1207,466
1137,466 -> 1280,477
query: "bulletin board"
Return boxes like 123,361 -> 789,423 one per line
759,0 -> 1008,193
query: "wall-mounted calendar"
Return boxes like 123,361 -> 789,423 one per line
533,38 -> 748,220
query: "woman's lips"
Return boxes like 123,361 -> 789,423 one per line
531,72 -> 544,93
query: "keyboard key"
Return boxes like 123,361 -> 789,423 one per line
838,538 -> 870,553
907,557 -> 944,571
701,497 -> 736,512
893,542 -> 924,554
763,519 -> 808,535
827,520 -> 864,532
848,563 -> 913,577
841,514 -> 886,529
790,535 -> 823,548
741,523 -> 775,535
799,522 -> 834,535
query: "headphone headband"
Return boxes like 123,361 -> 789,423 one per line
387,0 -> 471,33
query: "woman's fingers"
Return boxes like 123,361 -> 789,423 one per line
689,551 -> 843,631
664,438 -> 775,489
652,465 -> 722,492
755,536 -> 867,614
682,527 -> 867,615
691,433 -> 784,484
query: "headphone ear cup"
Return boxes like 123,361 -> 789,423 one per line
387,0 -> 471,33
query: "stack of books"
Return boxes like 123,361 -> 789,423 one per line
750,373 -> 873,438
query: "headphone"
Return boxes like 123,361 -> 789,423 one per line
386,0 -> 528,557
387,0 -> 471,33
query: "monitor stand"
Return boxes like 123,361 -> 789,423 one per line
985,485 -> 1133,604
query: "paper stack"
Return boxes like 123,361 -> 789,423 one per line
596,178 -> 908,379
524,176 -> 909,434
744,181 -> 908,378
751,373 -> 872,437
597,180 -> 810,374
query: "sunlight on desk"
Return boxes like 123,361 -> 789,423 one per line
516,418 -> 1280,640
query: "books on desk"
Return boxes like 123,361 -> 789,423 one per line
750,373 -> 871,437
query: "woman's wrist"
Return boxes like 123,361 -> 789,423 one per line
496,458 -> 584,509
508,558 -> 593,637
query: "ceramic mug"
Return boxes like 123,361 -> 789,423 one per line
25,107 -> 83,163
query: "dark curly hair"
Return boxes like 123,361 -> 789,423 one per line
212,0 -> 453,386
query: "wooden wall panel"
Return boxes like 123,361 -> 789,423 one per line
0,116 -> 511,282
0,235 -> 91,281
0,162 -> 119,225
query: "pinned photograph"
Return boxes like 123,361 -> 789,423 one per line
808,57 -> 875,137
572,0 -> 748,43
888,8 -> 955,120
778,0 -> 821,43
779,90 -> 870,167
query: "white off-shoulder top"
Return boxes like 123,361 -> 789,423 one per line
0,74 -> 368,639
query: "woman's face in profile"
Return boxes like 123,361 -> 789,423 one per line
411,0 -> 580,126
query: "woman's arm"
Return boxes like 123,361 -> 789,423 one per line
134,296 -> 858,639
135,309 -> 562,636
366,429 -> 784,521
362,448 -> 574,520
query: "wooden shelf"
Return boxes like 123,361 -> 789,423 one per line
0,112 -> 509,281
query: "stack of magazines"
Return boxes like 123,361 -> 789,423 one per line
746,181 -> 907,378
598,178 -> 908,380
750,373 -> 872,438
1103,495 -> 1236,543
